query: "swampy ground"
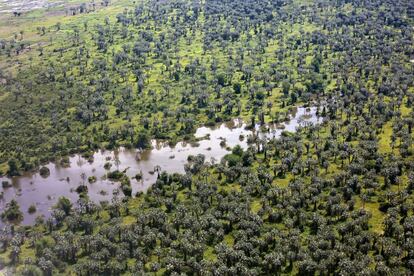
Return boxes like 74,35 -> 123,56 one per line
0,0 -> 414,275
0,108 -> 319,226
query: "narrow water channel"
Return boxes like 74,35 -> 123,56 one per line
0,107 -> 322,225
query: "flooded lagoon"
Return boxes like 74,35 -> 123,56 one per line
0,107 -> 322,225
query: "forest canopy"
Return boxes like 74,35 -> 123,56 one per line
0,0 -> 414,274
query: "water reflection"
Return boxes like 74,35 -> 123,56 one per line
0,107 -> 321,225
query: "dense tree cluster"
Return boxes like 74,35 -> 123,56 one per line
1,0 -> 411,174
0,0 -> 414,274
2,106 -> 414,274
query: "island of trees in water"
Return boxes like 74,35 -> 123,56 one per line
0,0 -> 414,274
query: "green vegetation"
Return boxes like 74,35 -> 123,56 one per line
1,200 -> 23,223
87,175 -> 96,183
0,0 -> 414,274
38,166 -> 50,177
27,205 -> 37,214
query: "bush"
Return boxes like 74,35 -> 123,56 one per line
107,170 -> 124,180
104,162 -> 112,170
76,185 -> 88,194
135,173 -> 143,180
39,166 -> 50,177
28,204 -> 37,214
122,184 -> 132,196
2,181 -> 11,189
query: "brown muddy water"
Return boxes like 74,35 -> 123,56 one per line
0,107 -> 322,225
